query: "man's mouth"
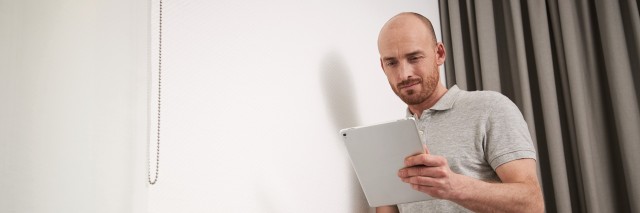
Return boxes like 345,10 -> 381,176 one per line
397,79 -> 421,90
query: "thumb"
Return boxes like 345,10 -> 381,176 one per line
423,143 -> 430,155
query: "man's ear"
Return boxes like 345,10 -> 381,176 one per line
436,42 -> 446,66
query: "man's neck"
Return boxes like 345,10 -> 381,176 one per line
408,84 -> 448,118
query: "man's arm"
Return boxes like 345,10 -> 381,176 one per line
398,155 -> 544,213
376,205 -> 399,213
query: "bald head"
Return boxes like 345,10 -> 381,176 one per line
377,12 -> 446,108
378,12 -> 437,49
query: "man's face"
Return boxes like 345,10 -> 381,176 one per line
378,17 -> 444,106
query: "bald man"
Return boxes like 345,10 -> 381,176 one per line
376,12 -> 544,213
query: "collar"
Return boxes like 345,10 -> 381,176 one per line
406,85 -> 462,117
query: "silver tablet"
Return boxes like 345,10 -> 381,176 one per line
340,117 -> 432,207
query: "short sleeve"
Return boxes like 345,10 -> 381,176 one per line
484,94 -> 537,170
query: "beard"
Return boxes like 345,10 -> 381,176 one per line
391,70 -> 440,106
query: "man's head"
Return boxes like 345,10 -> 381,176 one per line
378,12 -> 445,106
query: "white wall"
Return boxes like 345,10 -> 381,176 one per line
148,1 -> 441,212
0,0 -> 148,212
0,0 -> 441,212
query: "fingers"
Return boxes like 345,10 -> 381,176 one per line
401,176 -> 450,199
410,183 -> 447,199
398,165 -> 447,178
404,154 -> 447,167
401,175 -> 445,187
397,154 -> 454,200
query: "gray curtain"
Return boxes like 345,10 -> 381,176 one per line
439,0 -> 640,212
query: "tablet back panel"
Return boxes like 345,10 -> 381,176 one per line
341,118 -> 432,207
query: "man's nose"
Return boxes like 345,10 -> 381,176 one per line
398,61 -> 413,79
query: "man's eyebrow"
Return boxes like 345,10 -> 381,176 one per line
405,50 -> 424,58
382,50 -> 425,61
382,56 -> 397,61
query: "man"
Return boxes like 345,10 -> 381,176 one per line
376,12 -> 544,213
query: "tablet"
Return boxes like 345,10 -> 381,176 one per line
340,117 -> 432,207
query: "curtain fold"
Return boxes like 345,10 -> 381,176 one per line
439,0 -> 640,212
595,0 -> 640,210
525,1 -> 572,212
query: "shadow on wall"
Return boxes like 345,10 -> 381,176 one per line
320,52 -> 361,129
320,52 -> 370,213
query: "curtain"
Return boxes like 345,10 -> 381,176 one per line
439,0 -> 640,212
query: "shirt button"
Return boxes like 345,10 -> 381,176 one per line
419,130 -> 424,135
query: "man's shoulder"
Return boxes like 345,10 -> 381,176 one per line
461,89 -> 509,101
454,89 -> 513,110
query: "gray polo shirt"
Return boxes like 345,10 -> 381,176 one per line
398,85 -> 537,213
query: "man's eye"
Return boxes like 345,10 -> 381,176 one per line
386,61 -> 397,66
409,56 -> 422,62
